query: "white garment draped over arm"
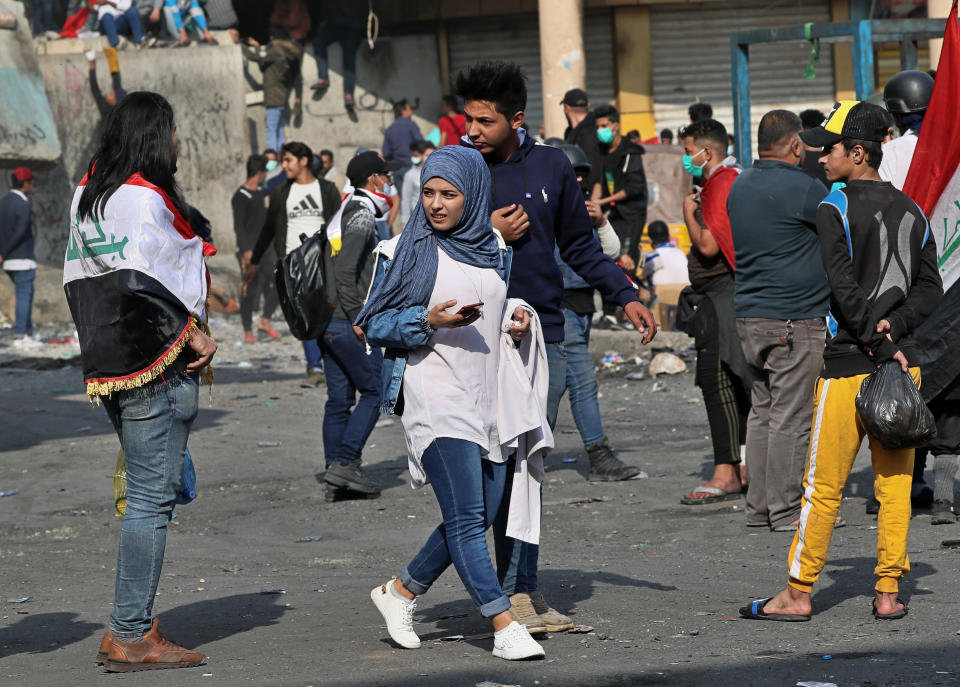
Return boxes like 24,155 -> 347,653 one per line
497,298 -> 553,545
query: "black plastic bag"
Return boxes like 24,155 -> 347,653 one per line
275,232 -> 334,341
855,361 -> 936,449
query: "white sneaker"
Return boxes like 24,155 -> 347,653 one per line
370,579 -> 421,649
12,336 -> 42,350
492,620 -> 545,660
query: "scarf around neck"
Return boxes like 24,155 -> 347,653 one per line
325,184 -> 392,256
355,146 -> 504,330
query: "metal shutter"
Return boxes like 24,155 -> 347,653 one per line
447,10 -> 615,131
650,0 -> 835,107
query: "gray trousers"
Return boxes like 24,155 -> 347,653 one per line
737,318 -> 825,528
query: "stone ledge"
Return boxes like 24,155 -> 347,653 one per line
587,329 -> 692,361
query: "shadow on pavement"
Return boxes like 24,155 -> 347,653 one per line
156,592 -> 289,649
328,640 -> 960,686
405,568 -> 678,644
0,612 -> 103,659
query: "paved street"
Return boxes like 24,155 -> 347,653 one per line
1,318 -> 959,687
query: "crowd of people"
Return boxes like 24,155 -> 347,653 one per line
5,4 -> 956,666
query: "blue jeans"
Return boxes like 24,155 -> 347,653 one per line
318,317 -> 382,467
99,9 -> 145,47
303,339 -> 323,371
265,107 -> 285,153
402,438 -> 512,617
562,310 -> 605,447
313,24 -> 362,96
102,368 -> 199,640
32,0 -> 53,34
495,340 -> 566,595
5,268 -> 34,337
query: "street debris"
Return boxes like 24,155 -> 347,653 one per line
0,488 -> 19,497
375,418 -> 395,428
651,381 -> 667,392
649,352 -> 687,376
602,351 -> 623,365
567,625 -> 594,633
476,682 -> 522,687
941,539 -> 960,549
626,371 -> 646,381
8,596 -> 32,603
257,441 -> 281,448
797,683 -> 838,687
259,588 -> 286,595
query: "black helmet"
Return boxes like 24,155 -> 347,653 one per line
883,70 -> 934,114
557,143 -> 591,174
544,136 -> 566,148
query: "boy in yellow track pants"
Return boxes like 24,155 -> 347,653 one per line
739,101 -> 942,622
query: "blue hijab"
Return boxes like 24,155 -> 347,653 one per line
355,146 -> 504,329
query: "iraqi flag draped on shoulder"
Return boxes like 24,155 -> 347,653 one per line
63,173 -> 211,398
902,0 -> 960,290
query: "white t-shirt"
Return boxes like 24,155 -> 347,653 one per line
284,180 -> 324,255
643,243 -> 689,285
400,248 -> 507,462
400,166 -> 422,225
879,131 -> 918,191
99,0 -> 133,18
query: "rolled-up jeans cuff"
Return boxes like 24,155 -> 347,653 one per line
478,594 -> 511,618
400,567 -> 430,597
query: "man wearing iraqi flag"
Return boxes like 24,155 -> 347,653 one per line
897,0 -> 960,525
63,91 -> 215,673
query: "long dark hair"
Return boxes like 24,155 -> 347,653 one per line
78,91 -> 186,220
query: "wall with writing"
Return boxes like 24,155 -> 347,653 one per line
25,43 -> 247,271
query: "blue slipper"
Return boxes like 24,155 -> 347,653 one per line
739,597 -> 811,622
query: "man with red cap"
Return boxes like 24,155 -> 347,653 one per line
0,168 -> 38,348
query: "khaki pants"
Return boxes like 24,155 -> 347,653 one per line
787,368 -> 921,594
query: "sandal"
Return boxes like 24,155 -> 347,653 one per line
872,597 -> 908,620
680,485 -> 742,505
739,597 -> 810,622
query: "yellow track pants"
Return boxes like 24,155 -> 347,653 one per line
787,368 -> 920,595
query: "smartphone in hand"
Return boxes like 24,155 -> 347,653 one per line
457,302 -> 484,315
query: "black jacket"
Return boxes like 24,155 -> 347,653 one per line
0,191 -> 33,262
817,180 -> 942,378
251,177 -> 340,265
601,139 -> 647,224
564,113 -> 604,193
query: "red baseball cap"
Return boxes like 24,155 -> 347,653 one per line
12,167 -> 33,182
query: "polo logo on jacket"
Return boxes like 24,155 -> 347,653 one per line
541,187 -> 548,204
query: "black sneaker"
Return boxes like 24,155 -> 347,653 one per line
912,485 -> 934,509
931,500 -> 956,525
586,438 -> 642,481
324,461 -> 381,494
866,497 -> 880,515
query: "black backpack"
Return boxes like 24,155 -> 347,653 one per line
274,232 -> 335,340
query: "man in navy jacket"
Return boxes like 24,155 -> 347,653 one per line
455,61 -> 657,634
0,168 -> 37,344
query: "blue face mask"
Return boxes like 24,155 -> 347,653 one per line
597,126 -> 615,145
682,148 -> 706,178
411,157 -> 422,166
727,145 -> 734,156
266,160 -> 279,172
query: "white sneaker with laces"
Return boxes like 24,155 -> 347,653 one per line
370,579 -> 421,649
492,620 -> 545,660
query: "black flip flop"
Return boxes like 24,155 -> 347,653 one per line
739,597 -> 811,622
872,598 -> 908,620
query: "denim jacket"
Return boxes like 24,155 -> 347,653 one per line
363,235 -> 513,415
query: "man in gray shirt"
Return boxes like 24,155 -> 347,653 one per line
727,110 -> 830,532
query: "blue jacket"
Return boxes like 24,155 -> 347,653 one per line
363,241 -> 513,415
461,132 -> 637,342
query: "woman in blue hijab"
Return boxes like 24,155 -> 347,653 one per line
361,146 -> 544,661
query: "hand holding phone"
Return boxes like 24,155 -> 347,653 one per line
457,302 -> 484,315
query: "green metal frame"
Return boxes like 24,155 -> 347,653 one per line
730,18 -> 948,166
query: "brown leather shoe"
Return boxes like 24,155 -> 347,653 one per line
104,618 -> 205,672
96,631 -> 113,664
